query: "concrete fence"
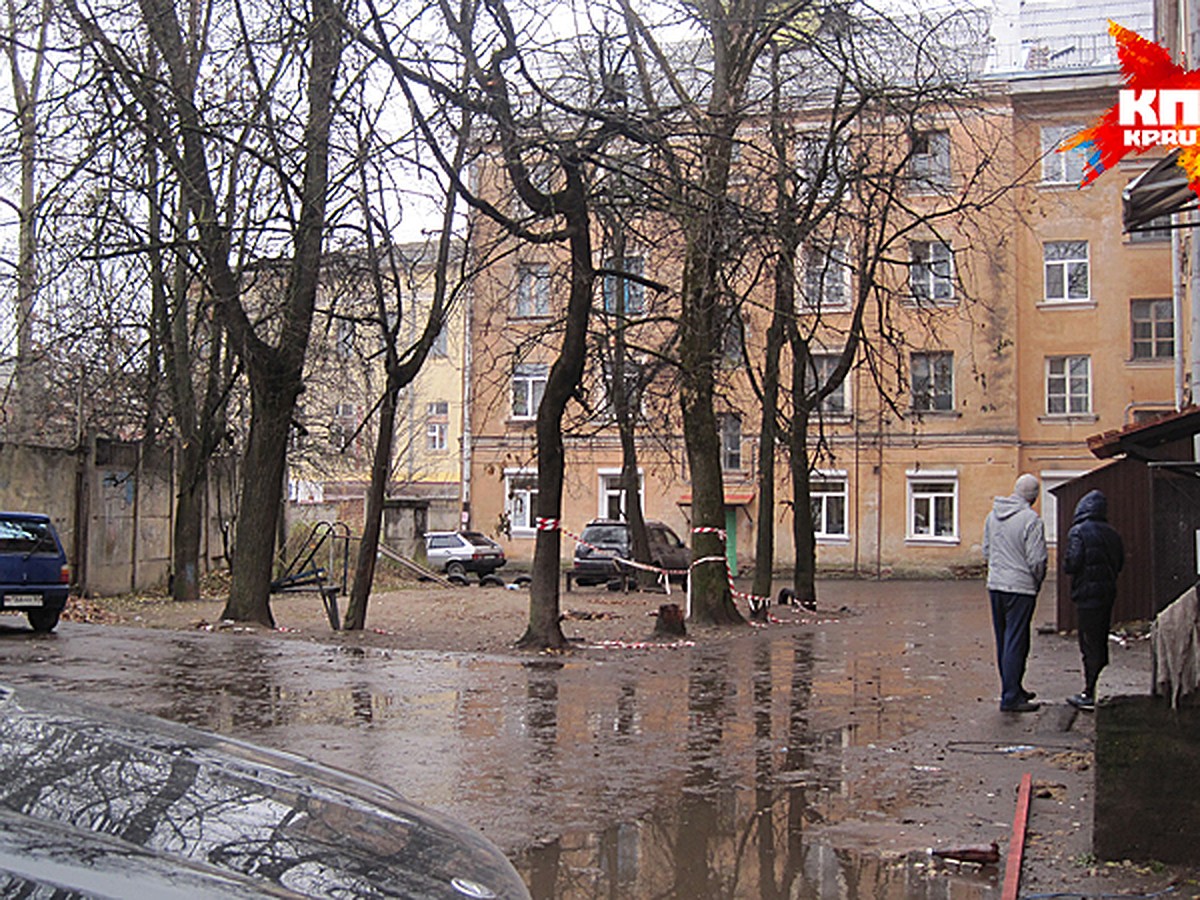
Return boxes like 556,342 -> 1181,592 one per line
0,437 -> 236,597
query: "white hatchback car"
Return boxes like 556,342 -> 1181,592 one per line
424,531 -> 506,580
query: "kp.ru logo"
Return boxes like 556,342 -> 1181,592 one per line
1119,90 -> 1200,147
1063,22 -> 1200,193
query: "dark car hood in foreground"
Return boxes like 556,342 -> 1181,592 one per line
0,683 -> 529,899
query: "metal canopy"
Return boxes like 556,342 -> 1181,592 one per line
1122,149 -> 1200,231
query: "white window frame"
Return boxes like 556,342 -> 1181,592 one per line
1043,241 -> 1090,303
598,468 -> 645,521
800,243 -> 852,312
603,255 -> 646,315
1039,470 -> 1090,545
425,421 -> 447,452
797,131 -> 849,198
910,351 -> 954,412
430,321 -> 449,357
1041,124 -> 1088,185
809,353 -> 850,415
810,471 -> 849,541
505,469 -> 539,536
515,263 -> 550,318
909,129 -> 951,191
720,414 -> 742,471
1046,355 -> 1091,416
909,241 -> 954,304
512,363 -> 548,420
906,471 -> 959,543
335,318 -> 355,358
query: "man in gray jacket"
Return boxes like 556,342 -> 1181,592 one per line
982,473 -> 1048,712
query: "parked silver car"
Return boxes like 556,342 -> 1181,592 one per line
424,531 -> 506,579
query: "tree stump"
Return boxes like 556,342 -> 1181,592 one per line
653,603 -> 686,637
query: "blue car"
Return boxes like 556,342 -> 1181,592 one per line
0,512 -> 69,633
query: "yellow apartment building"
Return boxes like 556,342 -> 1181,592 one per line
287,240 -> 468,535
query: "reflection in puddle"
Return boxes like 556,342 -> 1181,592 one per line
511,631 -> 999,899
0,582 -> 1009,898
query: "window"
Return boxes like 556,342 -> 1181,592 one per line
1129,212 -> 1172,243
600,358 -> 643,420
599,470 -> 644,520
721,308 -> 745,366
810,475 -> 847,539
909,241 -> 953,303
908,475 -> 958,540
512,364 -> 548,420
603,256 -> 645,315
1041,125 -> 1087,185
720,415 -> 742,471
515,264 -> 550,317
426,401 -> 449,451
798,132 -> 849,198
426,422 -> 447,451
801,243 -> 850,311
909,129 -> 951,190
1046,355 -> 1091,415
431,321 -> 448,357
1043,241 -> 1090,302
506,471 -> 538,533
808,353 -> 849,415
1131,299 -> 1174,359
335,319 -> 355,358
911,352 -> 954,412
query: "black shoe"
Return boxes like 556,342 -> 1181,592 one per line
1067,693 -> 1095,711
1021,689 -> 1036,701
1000,700 -> 1041,713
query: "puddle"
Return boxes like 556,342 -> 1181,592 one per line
0,581 -> 1031,898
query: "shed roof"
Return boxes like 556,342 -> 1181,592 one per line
1087,405 -> 1200,459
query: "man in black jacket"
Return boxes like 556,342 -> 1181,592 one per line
1063,489 -> 1125,711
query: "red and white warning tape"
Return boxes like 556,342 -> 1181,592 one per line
554,520 -> 817,619
690,526 -> 774,613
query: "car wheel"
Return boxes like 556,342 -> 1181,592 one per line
479,574 -> 504,588
447,561 -> 467,578
513,574 -> 532,587
27,608 -> 60,633
447,573 -> 469,586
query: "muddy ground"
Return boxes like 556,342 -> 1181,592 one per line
51,576 -> 1200,899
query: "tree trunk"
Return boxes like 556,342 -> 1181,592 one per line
172,444 -> 206,603
344,380 -> 398,630
789,343 -> 817,605
752,256 -> 790,604
516,189 -> 592,650
220,375 -> 297,626
678,157 -> 743,626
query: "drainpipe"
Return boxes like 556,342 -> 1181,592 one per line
1173,216 -> 1186,410
460,277 -> 474,529
1192,218 -> 1200,462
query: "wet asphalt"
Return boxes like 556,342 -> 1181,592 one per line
0,580 -> 1156,899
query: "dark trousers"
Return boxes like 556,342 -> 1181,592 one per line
989,590 -> 1036,709
1076,605 -> 1112,696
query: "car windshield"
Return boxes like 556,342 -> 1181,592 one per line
580,525 -> 626,545
0,519 -> 56,554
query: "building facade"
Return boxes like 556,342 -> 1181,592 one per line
460,4 -> 1178,580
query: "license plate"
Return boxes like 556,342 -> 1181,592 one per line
5,595 -> 43,608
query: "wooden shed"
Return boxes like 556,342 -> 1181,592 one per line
1052,406 -> 1200,631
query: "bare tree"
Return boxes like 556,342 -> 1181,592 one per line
68,0 -> 346,624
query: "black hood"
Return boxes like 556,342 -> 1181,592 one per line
1072,489 -> 1108,525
